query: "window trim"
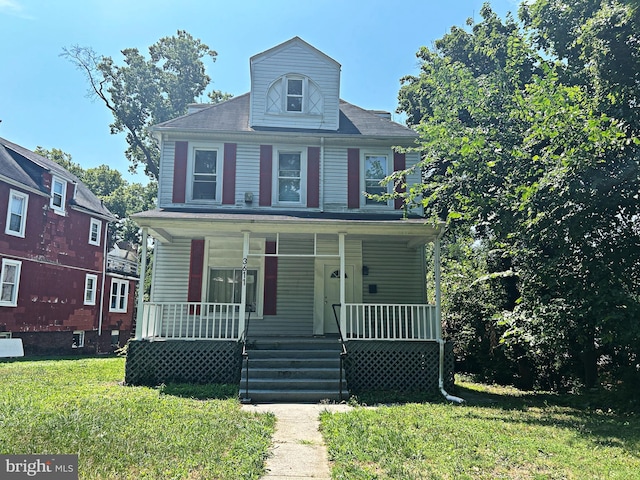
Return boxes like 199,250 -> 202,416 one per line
272,147 -> 307,206
187,144 -> 223,203
88,218 -> 102,246
109,278 -> 129,313
72,330 -> 85,348
0,332 -> 11,339
5,189 -> 29,238
84,274 -> 98,306
361,152 -> 393,208
285,76 -> 304,113
0,259 -> 22,307
50,176 -> 67,214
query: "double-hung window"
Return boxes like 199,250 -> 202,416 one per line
192,149 -> 218,201
50,176 -> 66,213
89,218 -> 101,246
109,279 -> 129,313
5,189 -> 28,237
274,148 -> 307,205
84,274 -> 98,305
208,268 -> 258,311
364,154 -> 391,206
0,259 -> 21,307
286,78 -> 303,112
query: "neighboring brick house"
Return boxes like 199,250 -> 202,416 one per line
0,137 -> 137,355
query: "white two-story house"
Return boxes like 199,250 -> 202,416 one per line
126,37 -> 457,402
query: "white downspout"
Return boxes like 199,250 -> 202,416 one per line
98,219 -> 109,338
135,228 -> 148,340
434,229 -> 464,404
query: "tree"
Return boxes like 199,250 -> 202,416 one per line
396,3 -> 640,393
62,30 -> 230,179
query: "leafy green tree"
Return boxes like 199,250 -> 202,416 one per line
62,30 -> 230,179
397,3 -> 640,393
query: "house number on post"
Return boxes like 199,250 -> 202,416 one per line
242,257 -> 247,286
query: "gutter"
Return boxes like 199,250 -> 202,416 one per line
434,226 -> 465,404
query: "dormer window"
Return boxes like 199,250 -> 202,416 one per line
50,176 -> 66,214
267,75 -> 323,115
286,78 -> 303,112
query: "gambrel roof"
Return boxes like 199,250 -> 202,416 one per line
0,137 -> 114,219
153,94 -> 417,141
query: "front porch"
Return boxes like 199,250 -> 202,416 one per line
126,211 -> 458,401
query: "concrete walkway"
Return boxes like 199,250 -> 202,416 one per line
242,403 -> 352,480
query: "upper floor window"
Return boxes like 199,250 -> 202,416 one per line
50,176 -> 67,214
0,258 -> 22,307
89,218 -> 101,246
286,78 -> 303,112
84,274 -> 98,305
273,148 -> 307,205
267,75 -> 323,115
5,189 -> 28,237
190,148 -> 220,201
109,278 -> 129,313
364,154 -> 391,206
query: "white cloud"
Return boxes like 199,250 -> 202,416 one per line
0,0 -> 33,19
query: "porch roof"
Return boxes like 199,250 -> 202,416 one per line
132,208 -> 444,243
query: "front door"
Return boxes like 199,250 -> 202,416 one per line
323,265 -> 354,334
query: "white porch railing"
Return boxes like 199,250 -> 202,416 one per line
344,304 -> 440,341
138,302 -> 241,340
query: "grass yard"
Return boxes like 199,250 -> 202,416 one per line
0,356 -> 275,479
321,380 -> 640,480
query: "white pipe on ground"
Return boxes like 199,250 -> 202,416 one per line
438,339 -> 465,404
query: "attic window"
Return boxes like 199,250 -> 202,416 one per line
50,176 -> 66,214
286,78 -> 303,112
267,76 -> 323,115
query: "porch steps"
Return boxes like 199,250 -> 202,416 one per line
240,336 -> 347,403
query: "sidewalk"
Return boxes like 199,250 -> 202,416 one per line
242,403 -> 352,479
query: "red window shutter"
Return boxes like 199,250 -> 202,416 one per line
347,148 -> 360,209
173,141 -> 188,203
187,239 -> 205,302
223,143 -> 237,205
259,145 -> 272,206
393,152 -> 406,210
307,147 -> 320,208
263,241 -> 277,315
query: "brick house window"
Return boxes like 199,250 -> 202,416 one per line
109,279 -> 129,313
5,189 -> 29,237
89,218 -> 101,246
84,274 -> 98,305
72,330 -> 85,348
0,259 -> 21,307
50,176 -> 67,214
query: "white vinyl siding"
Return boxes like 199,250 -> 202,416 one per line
158,141 -> 176,208
250,42 -> 340,130
235,144 -> 260,206
361,240 -> 426,304
5,189 -> 28,237
150,239 -> 191,302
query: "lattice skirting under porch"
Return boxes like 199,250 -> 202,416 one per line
344,341 -> 454,393
125,340 -> 242,386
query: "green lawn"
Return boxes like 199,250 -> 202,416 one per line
0,357 -> 275,479
321,380 -> 640,479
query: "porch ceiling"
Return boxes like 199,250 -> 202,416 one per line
133,209 -> 444,244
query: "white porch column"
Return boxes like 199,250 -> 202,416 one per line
434,233 -> 443,340
238,231 -> 250,338
135,228 -> 148,340
339,232 -> 346,335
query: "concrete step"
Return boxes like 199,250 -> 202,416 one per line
246,336 -> 342,351
243,367 -> 343,380
248,349 -> 341,360
242,377 -> 345,391
242,389 -> 343,403
246,357 -> 341,369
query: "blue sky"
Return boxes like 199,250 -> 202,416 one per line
0,0 -> 519,184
